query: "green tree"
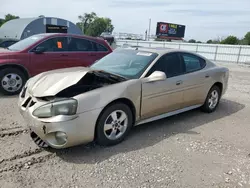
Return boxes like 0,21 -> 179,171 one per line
220,35 -> 239,45
0,14 -> 19,27
103,18 -> 114,33
76,12 -> 114,37
188,39 -> 196,43
207,40 -> 213,44
77,12 -> 97,34
85,17 -> 114,37
4,14 -> 19,22
0,18 -> 4,27
243,32 -> 250,45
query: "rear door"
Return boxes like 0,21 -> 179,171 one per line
178,52 -> 211,108
29,37 -> 69,75
92,41 -> 112,61
67,37 -> 105,67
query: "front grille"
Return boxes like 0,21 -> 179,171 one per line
29,100 -> 36,107
30,132 -> 49,148
22,97 -> 31,108
22,96 -> 36,108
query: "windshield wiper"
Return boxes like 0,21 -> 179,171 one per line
94,71 -> 126,82
100,71 -> 128,81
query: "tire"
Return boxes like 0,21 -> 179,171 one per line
96,103 -> 133,146
0,68 -> 27,95
201,85 -> 221,113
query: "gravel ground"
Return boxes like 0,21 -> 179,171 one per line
0,63 -> 250,188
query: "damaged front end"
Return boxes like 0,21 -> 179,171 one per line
55,70 -> 127,98
21,67 -> 127,99
18,67 -> 127,148
19,69 -> 127,123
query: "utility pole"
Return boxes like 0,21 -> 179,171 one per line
148,18 -> 151,41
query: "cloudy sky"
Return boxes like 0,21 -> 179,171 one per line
1,0 -> 250,41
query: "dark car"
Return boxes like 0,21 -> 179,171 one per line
99,32 -> 115,46
0,33 -> 113,95
0,39 -> 19,48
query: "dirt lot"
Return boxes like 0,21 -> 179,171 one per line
0,63 -> 250,188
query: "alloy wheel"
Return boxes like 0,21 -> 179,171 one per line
1,73 -> 23,93
208,90 -> 219,109
103,110 -> 128,140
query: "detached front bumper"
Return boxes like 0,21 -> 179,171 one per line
18,93 -> 102,149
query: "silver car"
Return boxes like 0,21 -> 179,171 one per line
18,48 -> 229,149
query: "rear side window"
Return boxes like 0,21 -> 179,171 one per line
181,53 -> 206,73
68,37 -> 94,51
93,42 -> 108,52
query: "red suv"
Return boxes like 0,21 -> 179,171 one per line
0,33 -> 113,95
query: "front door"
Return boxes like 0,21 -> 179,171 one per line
29,36 -> 69,75
141,53 -> 186,120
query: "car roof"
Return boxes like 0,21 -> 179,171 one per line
34,33 -> 105,42
118,46 -> 207,59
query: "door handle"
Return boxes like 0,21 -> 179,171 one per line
89,54 -> 97,56
176,80 -> 183,85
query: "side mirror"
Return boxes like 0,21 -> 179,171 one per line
34,46 -> 46,54
144,71 -> 166,83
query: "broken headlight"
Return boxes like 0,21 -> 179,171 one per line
33,98 -> 78,118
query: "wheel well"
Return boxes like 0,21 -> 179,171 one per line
0,64 -> 29,79
94,98 -> 136,140
213,82 -> 223,93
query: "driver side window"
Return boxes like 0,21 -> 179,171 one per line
34,37 -> 68,52
146,53 -> 184,78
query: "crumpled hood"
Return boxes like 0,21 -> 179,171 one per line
26,67 -> 94,97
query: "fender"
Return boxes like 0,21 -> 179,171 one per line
0,63 -> 30,78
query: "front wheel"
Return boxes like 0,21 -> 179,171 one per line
201,85 -> 221,113
96,103 -> 133,146
0,68 -> 27,95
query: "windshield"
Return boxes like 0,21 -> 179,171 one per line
8,35 -> 45,51
90,49 -> 158,79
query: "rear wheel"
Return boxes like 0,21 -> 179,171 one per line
201,85 -> 221,113
0,68 -> 27,95
96,103 -> 133,146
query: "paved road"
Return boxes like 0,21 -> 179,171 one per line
0,63 -> 250,188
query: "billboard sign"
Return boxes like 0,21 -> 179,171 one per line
156,22 -> 186,39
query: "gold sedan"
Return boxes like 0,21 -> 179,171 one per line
18,48 -> 229,149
